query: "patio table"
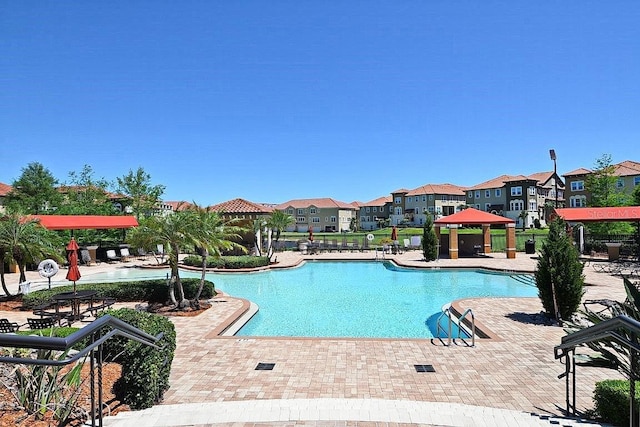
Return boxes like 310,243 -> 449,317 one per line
52,290 -> 98,324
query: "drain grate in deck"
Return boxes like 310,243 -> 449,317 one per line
255,362 -> 276,371
414,364 -> 435,373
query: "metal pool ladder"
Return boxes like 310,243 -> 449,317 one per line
436,305 -> 476,347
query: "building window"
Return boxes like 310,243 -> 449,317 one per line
422,207 -> 428,212
485,190 -> 490,198
365,207 -> 370,212
296,217 -> 306,223
373,207 -> 377,212
422,195 -> 426,202
571,180 -> 585,191
310,207 -> 316,214
475,204 -> 480,209
511,187 -> 522,196
528,187 -> 536,196
475,191 -> 480,199
495,189 -> 501,197
468,191 -> 473,198
429,195 -> 434,201
394,207 -> 403,215
529,201 -> 537,211
617,178 -> 625,188
510,200 -> 524,211
485,203 -> 491,211
570,195 -> 587,208
394,196 -> 401,204
428,206 -> 434,212
330,216 -> 337,223
287,208 -> 294,215
297,208 -> 305,215
635,177 -> 640,186
312,217 -> 320,223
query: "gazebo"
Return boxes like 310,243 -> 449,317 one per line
434,208 -> 516,259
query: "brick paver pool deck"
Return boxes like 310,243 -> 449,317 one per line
1,250 -> 626,426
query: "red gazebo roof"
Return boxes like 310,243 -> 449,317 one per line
434,208 -> 514,225
31,215 -> 139,230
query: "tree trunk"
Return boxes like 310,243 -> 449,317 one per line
0,250 -> 12,297
193,255 -> 207,309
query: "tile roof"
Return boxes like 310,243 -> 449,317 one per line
0,182 -> 12,196
209,198 -> 274,214
614,160 -> 640,176
526,171 -> 554,185
468,175 -> 519,190
406,183 -> 467,196
391,188 -> 410,194
359,196 -> 392,206
275,198 -> 356,210
562,168 -> 592,177
163,201 -> 193,211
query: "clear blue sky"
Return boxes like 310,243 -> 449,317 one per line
1,1 -> 639,206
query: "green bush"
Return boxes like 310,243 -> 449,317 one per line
593,379 -> 640,426
182,254 -> 269,269
98,308 -> 176,410
22,278 -> 215,308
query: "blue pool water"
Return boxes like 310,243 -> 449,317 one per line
193,261 -> 535,338
74,261 -> 536,338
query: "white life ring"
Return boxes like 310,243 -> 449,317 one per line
38,259 -> 59,278
366,233 -> 374,241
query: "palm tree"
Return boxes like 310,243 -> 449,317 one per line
188,205 -> 247,307
132,208 -> 197,308
266,210 -> 294,257
0,213 -> 62,295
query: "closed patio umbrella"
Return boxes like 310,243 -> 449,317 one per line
391,226 -> 398,242
308,225 -> 314,242
66,238 -> 81,293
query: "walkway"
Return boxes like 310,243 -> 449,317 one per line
1,250 -> 624,426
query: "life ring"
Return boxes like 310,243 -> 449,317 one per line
38,259 -> 59,278
366,234 -> 375,241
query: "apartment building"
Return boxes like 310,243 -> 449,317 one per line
563,160 -> 640,208
389,184 -> 468,226
275,198 -> 358,232
467,171 -> 564,228
355,196 -> 392,231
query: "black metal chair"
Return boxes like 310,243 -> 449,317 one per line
27,317 -> 56,330
0,318 -> 20,333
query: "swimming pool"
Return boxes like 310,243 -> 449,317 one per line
76,261 -> 536,339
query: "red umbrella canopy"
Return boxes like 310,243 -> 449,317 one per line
308,225 -> 314,242
391,226 -> 398,241
65,238 -> 81,291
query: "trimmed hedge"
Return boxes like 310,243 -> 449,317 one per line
182,255 -> 269,269
99,308 -> 176,410
22,278 -> 215,309
594,379 -> 640,426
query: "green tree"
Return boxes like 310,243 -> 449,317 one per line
0,213 -> 62,289
585,154 -> 632,235
58,165 -> 114,215
116,167 -> 165,220
129,207 -> 197,308
188,204 -> 247,307
6,162 -> 61,214
535,217 -> 584,322
267,210 -> 294,257
422,214 -> 438,261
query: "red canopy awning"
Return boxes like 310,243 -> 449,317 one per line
32,215 -> 139,230
434,208 -> 514,225
554,207 -> 640,223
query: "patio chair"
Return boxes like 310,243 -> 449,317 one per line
403,239 -> 411,251
27,317 -> 56,330
106,249 -> 121,263
80,248 -> 93,265
0,318 -> 20,333
137,248 -> 148,260
350,239 -> 361,252
119,247 -> 132,262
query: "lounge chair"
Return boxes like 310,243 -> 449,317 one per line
350,239 -> 361,252
403,239 -> 411,251
0,318 -> 20,333
362,237 -> 370,252
119,247 -> 132,261
410,236 -> 422,250
80,248 -> 93,265
137,248 -> 148,260
106,249 -> 121,263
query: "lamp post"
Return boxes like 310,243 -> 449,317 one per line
549,149 -> 558,208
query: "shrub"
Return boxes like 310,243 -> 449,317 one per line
593,379 -> 640,426
422,214 -> 437,261
98,308 -> 176,410
182,254 -> 269,269
535,217 -> 584,321
22,278 -> 215,308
